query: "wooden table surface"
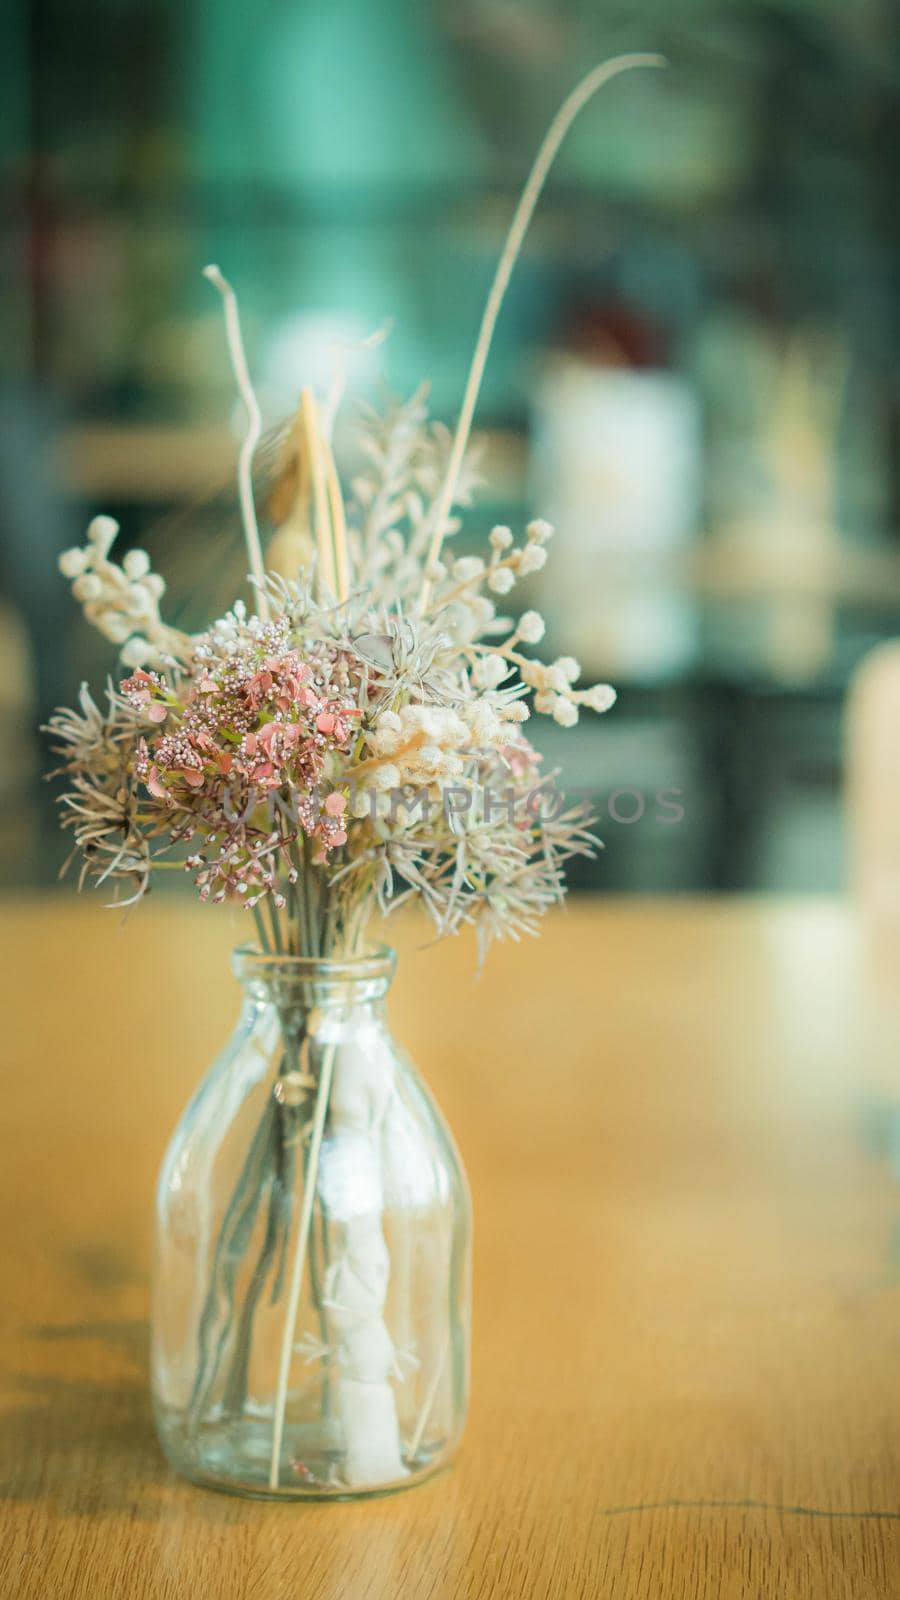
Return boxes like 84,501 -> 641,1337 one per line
1,895 -> 898,1599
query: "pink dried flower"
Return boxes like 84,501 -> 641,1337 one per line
120,631 -> 361,908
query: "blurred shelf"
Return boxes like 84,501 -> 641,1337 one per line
56,427 -> 900,607
57,426 -> 238,501
55,424 -> 529,503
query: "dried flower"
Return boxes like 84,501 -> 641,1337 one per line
60,517 -> 193,669
452,557 -> 485,582
44,56 -> 659,956
517,611 -> 545,644
487,568 -> 515,595
578,683 -> 617,713
472,654 -> 509,690
526,518 -> 554,544
515,545 -> 547,576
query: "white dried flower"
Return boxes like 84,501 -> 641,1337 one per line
453,556 -> 485,582
466,701 -> 505,745
350,786 -> 376,819
544,664 -> 569,693
519,659 -> 548,690
500,701 -> 530,722
517,610 -> 545,644
533,690 -> 556,714
580,683 -> 617,713
367,706 -> 403,755
472,653 -> 508,690
402,705 -> 468,744
119,637 -> 153,668
59,548 -> 90,579
469,596 -> 496,627
447,610 -> 480,645
488,567 -> 515,595
517,545 -> 547,576
555,656 -> 580,683
527,518 -> 554,544
72,573 -> 104,603
366,726 -> 400,757
415,745 -> 447,774
552,696 -> 579,727
123,549 -> 152,579
489,525 -> 514,551
140,573 -> 166,600
59,516 -> 192,667
87,515 -> 119,554
97,613 -> 133,646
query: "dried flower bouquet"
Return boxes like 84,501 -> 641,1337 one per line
46,56 -> 662,1494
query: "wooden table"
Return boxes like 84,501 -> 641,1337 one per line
2,896 -> 898,1598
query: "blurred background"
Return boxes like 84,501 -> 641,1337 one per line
2,0 -> 900,896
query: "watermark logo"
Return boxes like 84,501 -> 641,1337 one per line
222,776 -> 685,829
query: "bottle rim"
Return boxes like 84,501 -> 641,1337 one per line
231,943 -> 396,990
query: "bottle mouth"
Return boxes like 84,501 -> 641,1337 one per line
232,943 -> 396,999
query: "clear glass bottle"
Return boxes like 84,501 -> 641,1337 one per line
152,945 -> 471,1498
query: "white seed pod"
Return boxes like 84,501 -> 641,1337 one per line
555,656 -> 581,683
123,548 -> 152,579
99,613 -> 133,646
545,663 -> 573,693
87,515 -> 119,555
517,545 -> 547,575
469,596 -> 496,626
581,683 -> 617,713
366,726 -> 400,757
120,635 -> 153,668
413,744 -> 444,772
371,764 -> 401,792
453,556 -> 485,582
472,653 -> 508,690
488,567 -> 515,595
72,573 -> 104,603
59,547 -> 90,579
467,701 -> 504,745
526,518 -> 554,544
517,610 -> 545,644
552,696 -> 578,727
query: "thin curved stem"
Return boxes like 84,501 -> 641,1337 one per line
203,265 -> 269,621
417,53 -> 665,612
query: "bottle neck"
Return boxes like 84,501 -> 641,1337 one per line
232,945 -> 396,1017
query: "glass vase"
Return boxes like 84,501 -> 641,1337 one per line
151,945 -> 471,1498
